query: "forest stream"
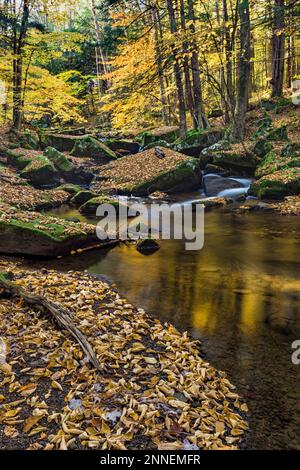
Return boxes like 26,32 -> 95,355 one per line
34,183 -> 300,451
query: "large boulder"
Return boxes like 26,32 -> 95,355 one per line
20,155 -> 60,187
175,128 -> 225,156
0,204 -> 101,257
42,133 -> 80,152
203,175 -> 244,197
43,147 -> 93,185
91,148 -> 202,196
136,126 -> 179,147
70,135 -> 117,163
104,139 -> 140,155
250,168 -> 300,200
44,147 -> 74,174
6,149 -> 34,170
255,151 -> 300,178
210,150 -> 259,174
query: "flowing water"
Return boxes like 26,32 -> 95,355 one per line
44,196 -> 300,450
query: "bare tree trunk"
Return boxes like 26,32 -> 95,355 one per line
222,0 -> 235,120
231,0 -> 251,142
271,0 -> 285,97
152,6 -> 169,125
187,0 -> 208,129
166,0 -> 187,138
12,0 -> 29,131
179,0 -> 194,125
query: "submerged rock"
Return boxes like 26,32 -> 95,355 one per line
136,238 -> 160,255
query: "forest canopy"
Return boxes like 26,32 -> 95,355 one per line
0,0 -> 299,140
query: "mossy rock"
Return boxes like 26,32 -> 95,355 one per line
6,149 -> 33,170
128,158 -> 202,196
44,147 -> 74,173
0,208 -> 99,257
56,183 -> 83,195
255,151 -> 300,178
23,130 -> 40,150
136,126 -> 180,147
58,127 -> 86,136
79,196 -> 121,215
252,117 -> 273,140
212,151 -> 259,172
20,155 -> 59,187
265,126 -> 288,142
70,136 -> 117,163
71,190 -> 99,207
136,238 -> 160,255
43,133 -> 82,152
252,139 -> 273,158
175,128 -> 225,156
143,140 -> 172,151
281,143 -> 300,158
250,168 -> 300,200
104,139 -> 140,154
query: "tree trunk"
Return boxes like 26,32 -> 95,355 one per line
187,0 -> 208,129
12,0 -> 29,131
179,0 -> 195,125
231,0 -> 251,142
152,6 -> 169,125
271,0 -> 285,97
222,0 -> 235,120
166,0 -> 187,138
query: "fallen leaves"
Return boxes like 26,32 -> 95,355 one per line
0,264 -> 248,450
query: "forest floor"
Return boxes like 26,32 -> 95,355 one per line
0,259 -> 248,450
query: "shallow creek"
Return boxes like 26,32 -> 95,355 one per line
42,190 -> 300,450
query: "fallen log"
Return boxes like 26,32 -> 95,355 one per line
0,272 -> 101,370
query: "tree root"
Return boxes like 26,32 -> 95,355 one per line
0,272 -> 101,370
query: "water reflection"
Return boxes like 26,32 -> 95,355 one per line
43,209 -> 300,449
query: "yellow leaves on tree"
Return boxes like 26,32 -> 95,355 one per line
0,56 -> 83,125
101,34 -> 161,129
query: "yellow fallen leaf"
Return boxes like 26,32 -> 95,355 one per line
23,415 -> 42,433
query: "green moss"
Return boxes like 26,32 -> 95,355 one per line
265,125 -> 288,142
70,135 -> 117,161
6,150 -> 33,170
255,151 -> 300,178
250,168 -> 300,199
44,147 -> 74,173
79,195 -> 121,214
71,190 -> 98,206
212,151 -> 259,170
56,183 -> 83,194
252,139 -> 273,158
128,158 -> 201,196
20,155 -> 59,185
